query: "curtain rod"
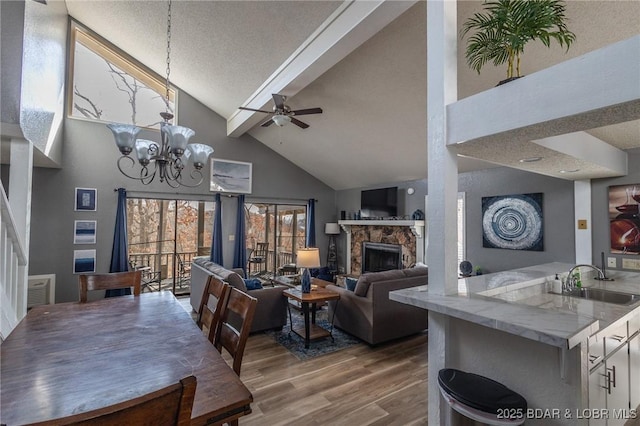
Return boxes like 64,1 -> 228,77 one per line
115,189 -> 317,203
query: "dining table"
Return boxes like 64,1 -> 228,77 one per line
0,291 -> 252,425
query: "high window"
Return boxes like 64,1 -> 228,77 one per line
68,21 -> 176,128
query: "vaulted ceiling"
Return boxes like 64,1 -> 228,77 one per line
64,0 -> 640,190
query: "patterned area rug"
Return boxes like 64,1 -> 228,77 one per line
266,307 -> 362,360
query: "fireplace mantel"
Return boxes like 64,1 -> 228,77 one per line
338,220 -> 425,274
338,220 -> 425,238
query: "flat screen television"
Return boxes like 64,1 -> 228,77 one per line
360,187 -> 398,218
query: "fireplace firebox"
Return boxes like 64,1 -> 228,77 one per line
362,242 -> 402,273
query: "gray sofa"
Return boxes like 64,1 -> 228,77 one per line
326,267 -> 428,345
190,257 -> 287,333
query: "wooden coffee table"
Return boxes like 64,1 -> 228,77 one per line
282,286 -> 340,348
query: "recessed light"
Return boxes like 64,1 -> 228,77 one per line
519,157 -> 543,163
559,169 -> 580,174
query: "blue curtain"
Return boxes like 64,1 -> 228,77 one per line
106,188 -> 130,297
232,194 -> 247,275
306,198 -> 316,247
210,193 -> 223,264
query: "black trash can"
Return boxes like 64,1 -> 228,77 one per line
438,368 -> 527,426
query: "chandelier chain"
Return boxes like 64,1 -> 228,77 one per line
165,0 -> 172,107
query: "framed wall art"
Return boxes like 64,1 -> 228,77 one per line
74,220 -> 97,244
75,188 -> 97,211
608,184 -> 640,254
210,159 -> 252,194
482,193 -> 544,251
73,249 -> 96,274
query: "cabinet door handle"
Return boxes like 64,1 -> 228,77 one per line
589,354 -> 602,364
609,334 -> 625,342
607,365 -> 616,388
601,371 -> 612,394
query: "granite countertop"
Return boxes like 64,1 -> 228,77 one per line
389,262 -> 640,349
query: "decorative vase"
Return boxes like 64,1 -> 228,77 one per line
301,268 -> 311,293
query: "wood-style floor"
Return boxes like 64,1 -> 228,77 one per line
235,330 -> 428,425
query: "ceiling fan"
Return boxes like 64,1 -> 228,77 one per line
239,94 -> 323,129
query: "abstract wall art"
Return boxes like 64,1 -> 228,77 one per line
608,184 -> 640,254
482,193 -> 544,251
73,249 -> 96,274
210,159 -> 252,194
74,220 -> 97,244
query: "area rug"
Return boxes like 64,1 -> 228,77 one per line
266,308 -> 362,360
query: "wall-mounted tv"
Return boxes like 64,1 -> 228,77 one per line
361,187 -> 398,218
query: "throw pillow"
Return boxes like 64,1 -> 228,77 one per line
243,278 -> 263,290
345,277 -> 357,292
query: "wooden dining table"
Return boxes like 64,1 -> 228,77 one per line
0,292 -> 252,425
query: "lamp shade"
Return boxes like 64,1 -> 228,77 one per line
296,248 -> 320,268
272,114 -> 291,127
325,223 -> 340,235
107,123 -> 141,155
186,143 -> 214,170
162,123 -> 195,156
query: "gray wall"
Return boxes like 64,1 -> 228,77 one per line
29,90 -> 336,303
336,167 -> 576,274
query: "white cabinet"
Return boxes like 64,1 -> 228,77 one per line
629,332 -> 640,411
606,344 -> 631,426
588,314 -> 640,426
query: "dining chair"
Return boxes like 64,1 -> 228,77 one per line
196,276 -> 231,345
78,270 -> 142,303
25,375 -> 197,425
214,288 -> 258,376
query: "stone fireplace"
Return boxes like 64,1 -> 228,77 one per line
338,220 -> 425,275
362,242 -> 402,273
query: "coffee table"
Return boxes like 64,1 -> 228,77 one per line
282,286 -> 340,348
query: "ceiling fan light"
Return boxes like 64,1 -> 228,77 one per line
272,115 -> 291,127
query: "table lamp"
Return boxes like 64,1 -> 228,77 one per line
297,248 -> 320,293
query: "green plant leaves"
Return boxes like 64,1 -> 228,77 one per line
460,0 -> 576,77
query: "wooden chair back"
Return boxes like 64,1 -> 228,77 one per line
197,276 -> 231,344
214,288 -> 258,376
25,375 -> 197,425
254,242 -> 268,258
78,270 -> 142,303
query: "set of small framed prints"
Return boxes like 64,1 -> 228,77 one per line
73,188 -> 97,274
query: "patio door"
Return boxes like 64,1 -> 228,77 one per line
245,203 -> 307,276
126,198 -> 214,294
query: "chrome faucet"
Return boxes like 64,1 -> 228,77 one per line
563,264 -> 605,292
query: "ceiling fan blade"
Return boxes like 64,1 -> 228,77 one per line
239,106 -> 272,113
260,118 -> 275,127
291,108 -> 323,116
272,94 -> 286,110
290,117 -> 309,129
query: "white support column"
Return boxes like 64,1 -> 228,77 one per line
426,1 -> 458,424
574,180 -> 592,265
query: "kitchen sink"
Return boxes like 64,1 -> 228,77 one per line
553,287 -> 640,306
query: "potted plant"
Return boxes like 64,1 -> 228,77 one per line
460,0 -> 576,84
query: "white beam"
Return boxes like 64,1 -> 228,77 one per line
227,0 -> 417,137
532,131 -> 627,176
448,36 -> 640,146
574,180 -> 592,265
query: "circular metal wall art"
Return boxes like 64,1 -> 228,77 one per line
482,194 -> 543,251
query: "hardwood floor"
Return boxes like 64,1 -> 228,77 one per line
177,296 -> 428,425
236,330 -> 428,425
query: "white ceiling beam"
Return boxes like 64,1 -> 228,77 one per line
447,36 -> 640,146
532,131 -> 627,176
227,0 -> 417,137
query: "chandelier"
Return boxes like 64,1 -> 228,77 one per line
106,0 -> 213,188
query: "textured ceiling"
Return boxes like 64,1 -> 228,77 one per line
63,0 -> 640,190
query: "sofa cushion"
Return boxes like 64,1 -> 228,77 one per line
243,278 -> 263,290
345,277 -> 358,292
403,266 -> 428,278
354,269 -> 406,297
